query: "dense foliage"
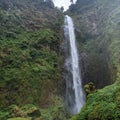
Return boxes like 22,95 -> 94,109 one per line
0,29 -> 61,107
71,82 -> 120,120
0,0 -> 67,119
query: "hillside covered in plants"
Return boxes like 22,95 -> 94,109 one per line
0,0 -> 68,120
68,0 -> 120,119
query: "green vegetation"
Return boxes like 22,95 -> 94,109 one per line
8,118 -> 30,120
1,0 -> 120,119
0,97 -> 68,120
0,29 -> 61,107
70,82 -> 120,120
0,0 -> 66,120
0,28 -> 66,119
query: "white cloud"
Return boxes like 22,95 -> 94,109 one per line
53,0 -> 77,11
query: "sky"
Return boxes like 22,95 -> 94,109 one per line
53,0 -> 77,11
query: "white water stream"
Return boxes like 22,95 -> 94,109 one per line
64,15 -> 85,114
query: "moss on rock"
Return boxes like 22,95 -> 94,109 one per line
84,82 -> 96,96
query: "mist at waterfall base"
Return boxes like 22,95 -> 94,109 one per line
63,15 -> 85,114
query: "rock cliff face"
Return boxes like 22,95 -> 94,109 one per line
68,0 -> 120,119
68,0 -> 120,88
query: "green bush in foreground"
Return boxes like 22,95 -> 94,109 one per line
70,81 -> 120,120
7,118 -> 30,120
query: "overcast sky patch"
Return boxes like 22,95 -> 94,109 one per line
53,0 -> 77,11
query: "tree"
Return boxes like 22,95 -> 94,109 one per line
60,6 -> 64,12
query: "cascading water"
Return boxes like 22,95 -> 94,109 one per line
63,15 -> 85,114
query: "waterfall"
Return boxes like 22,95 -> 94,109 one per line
63,15 -> 85,114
